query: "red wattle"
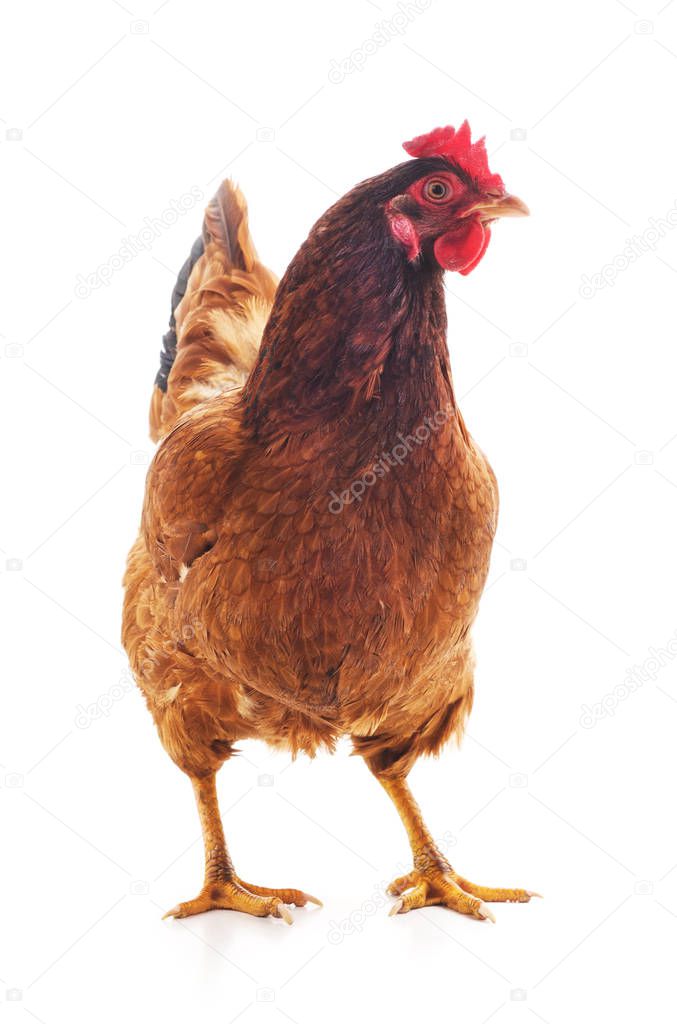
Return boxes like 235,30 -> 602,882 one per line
459,223 -> 491,276
433,219 -> 491,275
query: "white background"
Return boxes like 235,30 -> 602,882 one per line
2,0 -> 677,1021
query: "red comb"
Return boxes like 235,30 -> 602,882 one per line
403,121 -> 504,192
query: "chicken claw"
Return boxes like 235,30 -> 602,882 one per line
375,776 -> 538,924
163,878 -> 322,923
386,867 -> 537,922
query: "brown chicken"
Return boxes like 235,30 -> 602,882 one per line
123,122 -> 537,925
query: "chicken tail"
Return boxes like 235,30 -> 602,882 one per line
149,180 -> 277,441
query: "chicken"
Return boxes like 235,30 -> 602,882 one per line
122,121 -> 537,925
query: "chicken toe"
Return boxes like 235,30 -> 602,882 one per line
386,868 -> 496,921
163,878 -> 317,923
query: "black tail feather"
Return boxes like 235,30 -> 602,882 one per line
154,235 -> 205,393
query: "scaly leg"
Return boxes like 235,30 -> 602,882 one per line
376,774 -> 539,922
163,773 -> 322,923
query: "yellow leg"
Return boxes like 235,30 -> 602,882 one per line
163,774 -> 322,923
377,774 -> 539,922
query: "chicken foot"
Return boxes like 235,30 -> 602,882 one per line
162,773 -> 322,923
375,774 -> 539,922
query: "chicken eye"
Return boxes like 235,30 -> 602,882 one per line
423,179 -> 451,203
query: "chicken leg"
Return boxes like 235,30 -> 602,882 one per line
162,773 -> 321,922
375,774 -> 539,921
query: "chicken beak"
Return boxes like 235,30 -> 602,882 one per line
467,193 -> 530,220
